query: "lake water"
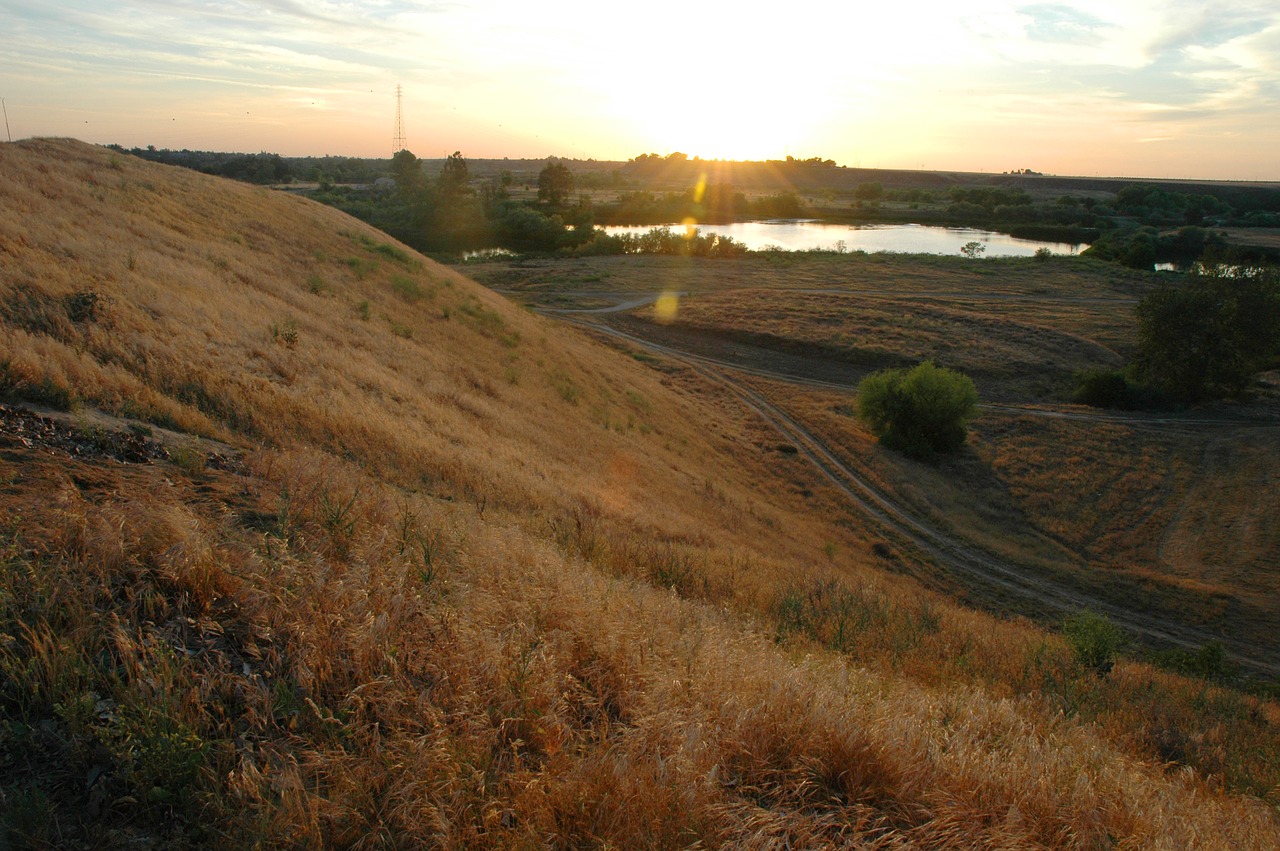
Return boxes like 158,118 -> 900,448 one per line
602,221 -> 1087,257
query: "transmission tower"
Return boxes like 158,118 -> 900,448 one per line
393,85 -> 407,155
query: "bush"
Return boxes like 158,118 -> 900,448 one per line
496,205 -> 567,252
1063,610 -> 1123,676
1072,368 -> 1140,409
857,361 -> 978,458
1153,642 -> 1234,682
853,182 -> 883,201
1120,233 -> 1156,270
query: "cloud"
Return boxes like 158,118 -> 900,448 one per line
1142,0 -> 1276,55
1019,4 -> 1108,45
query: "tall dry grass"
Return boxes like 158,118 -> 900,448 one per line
0,139 -> 1277,846
5,447 -> 1279,847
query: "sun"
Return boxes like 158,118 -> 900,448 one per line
622,79 -> 826,161
584,5 -> 838,161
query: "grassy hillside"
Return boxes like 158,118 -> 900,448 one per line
1,139 -> 1278,848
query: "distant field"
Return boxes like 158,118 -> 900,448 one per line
468,251 -> 1158,299
1219,228 -> 1280,249
470,253 -> 1156,399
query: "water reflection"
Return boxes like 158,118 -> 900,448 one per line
1156,261 -> 1265,276
461,247 -> 517,262
602,221 -> 1086,257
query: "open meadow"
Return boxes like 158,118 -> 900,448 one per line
1,139 -> 1278,847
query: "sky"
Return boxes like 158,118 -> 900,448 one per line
4,0 -> 1279,180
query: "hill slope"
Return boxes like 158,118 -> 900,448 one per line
1,139 -> 1277,848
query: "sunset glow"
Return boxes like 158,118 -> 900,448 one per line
5,1 -> 1280,179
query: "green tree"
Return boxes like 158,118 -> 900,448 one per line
537,160 -> 575,209
857,361 -> 979,458
853,181 -> 883,201
497,205 -> 566,252
391,149 -> 425,192
1072,368 -> 1139,409
1120,230 -> 1157,270
1133,270 -> 1280,402
439,151 -> 470,197
960,241 -> 986,259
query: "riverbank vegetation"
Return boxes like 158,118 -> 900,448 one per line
112,144 -> 1280,271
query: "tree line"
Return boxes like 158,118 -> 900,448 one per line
309,150 -> 815,257
114,144 -> 1280,271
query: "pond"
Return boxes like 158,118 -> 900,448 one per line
601,220 -> 1087,257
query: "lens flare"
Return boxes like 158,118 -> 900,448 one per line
654,291 -> 680,323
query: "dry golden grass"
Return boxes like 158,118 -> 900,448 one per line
640,287 -> 1131,400
6,447 -> 1280,847
468,250 -> 1160,301
1,139 -> 1278,847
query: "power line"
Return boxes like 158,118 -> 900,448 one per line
393,85 -> 406,155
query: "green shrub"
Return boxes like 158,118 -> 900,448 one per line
373,241 -> 415,266
1072,368 -> 1139,409
391,274 -> 425,302
1063,610 -> 1123,676
1120,234 -> 1156,270
1153,641 -> 1235,682
269,320 -> 299,348
857,361 -> 978,458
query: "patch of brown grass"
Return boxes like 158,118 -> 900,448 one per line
4,446 -> 1278,847
635,287 -> 1132,401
